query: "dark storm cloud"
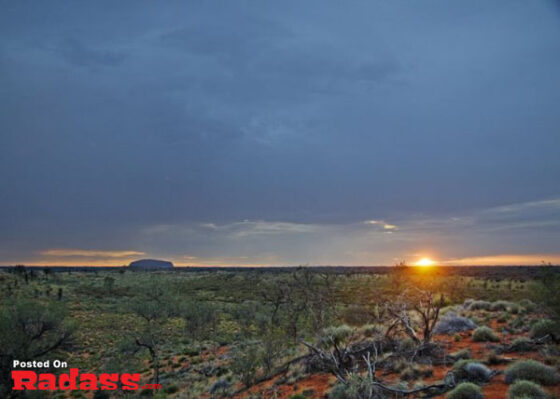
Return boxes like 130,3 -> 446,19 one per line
1,1 -> 559,265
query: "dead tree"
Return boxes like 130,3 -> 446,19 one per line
302,339 -> 455,398
386,288 -> 444,346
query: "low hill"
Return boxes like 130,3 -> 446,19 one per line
128,259 -> 174,269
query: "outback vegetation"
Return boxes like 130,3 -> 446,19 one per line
0,264 -> 559,399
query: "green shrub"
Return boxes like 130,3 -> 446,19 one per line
506,379 -> 547,399
519,299 -> 536,313
398,337 -> 417,352
509,316 -> 526,330
400,365 -> 421,381
472,326 -> 500,342
451,348 -> 471,360
468,300 -> 492,311
320,325 -> 354,347
328,375 -> 383,399
529,319 -> 556,339
446,382 -> 483,399
505,359 -> 560,385
509,337 -> 533,352
289,395 -> 307,399
491,300 -> 513,312
230,342 -> 261,387
359,324 -> 380,337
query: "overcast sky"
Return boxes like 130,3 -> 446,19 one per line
1,1 -> 560,266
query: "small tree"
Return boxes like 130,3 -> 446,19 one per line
103,276 -> 115,293
181,301 -> 217,341
230,341 -> 261,387
129,299 -> 168,385
0,300 -> 73,396
386,289 -> 444,345
534,264 -> 560,339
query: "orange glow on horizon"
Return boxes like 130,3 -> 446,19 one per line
414,257 -> 436,267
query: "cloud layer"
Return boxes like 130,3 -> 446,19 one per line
1,1 -> 559,265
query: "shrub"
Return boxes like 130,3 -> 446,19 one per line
519,299 -> 536,313
509,337 -> 533,352
342,305 -> 371,326
434,313 -> 477,335
509,316 -> 526,330
289,395 -> 307,399
164,384 -> 179,394
453,360 -> 493,382
320,325 -> 354,347
328,375 -> 383,399
446,382 -> 484,399
398,337 -> 417,352
506,380 -> 547,399
472,326 -> 500,342
359,324 -> 381,337
230,342 -> 261,387
451,348 -> 471,360
490,300 -> 513,312
400,365 -> 421,381
468,300 -> 492,311
505,359 -> 560,385
462,299 -> 474,308
529,319 -> 557,339
497,313 -> 509,323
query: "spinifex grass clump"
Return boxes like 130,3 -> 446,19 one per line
446,382 -> 484,399
506,380 -> 547,399
505,359 -> 560,385
467,300 -> 492,311
490,300 -> 512,311
508,337 -> 533,352
472,326 -> 500,342
529,319 -> 556,339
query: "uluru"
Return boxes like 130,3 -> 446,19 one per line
128,259 -> 174,269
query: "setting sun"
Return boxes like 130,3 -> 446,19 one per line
414,257 -> 436,267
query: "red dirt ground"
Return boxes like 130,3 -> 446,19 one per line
236,317 -> 560,399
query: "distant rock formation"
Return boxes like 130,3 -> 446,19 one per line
128,259 -> 174,269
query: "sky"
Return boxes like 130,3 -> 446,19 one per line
1,1 -> 560,266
